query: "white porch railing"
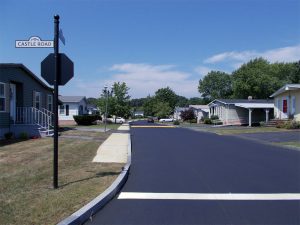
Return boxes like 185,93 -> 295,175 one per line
15,107 -> 53,135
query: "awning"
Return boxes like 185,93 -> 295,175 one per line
235,103 -> 274,109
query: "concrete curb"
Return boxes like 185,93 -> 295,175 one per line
57,132 -> 131,225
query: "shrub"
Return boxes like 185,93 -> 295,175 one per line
212,119 -> 223,125
173,120 -> 180,125
284,120 -> 300,129
4,132 -> 13,140
210,115 -> 219,120
19,132 -> 28,139
180,109 -> 195,121
73,115 -> 99,125
276,120 -> 300,129
188,119 -> 197,123
204,118 -> 212,124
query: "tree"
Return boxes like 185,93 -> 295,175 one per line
188,97 -> 209,105
232,58 -> 281,99
198,71 -> 232,101
175,95 -> 189,107
112,82 -> 131,118
143,96 -> 156,116
153,101 -> 172,119
86,97 -> 98,105
97,82 -> 131,119
180,108 -> 195,121
155,87 -> 178,109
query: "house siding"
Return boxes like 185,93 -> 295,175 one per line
0,67 -> 53,109
274,90 -> 300,121
59,99 -> 88,121
0,65 -> 53,138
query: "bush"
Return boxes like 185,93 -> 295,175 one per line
284,120 -> 300,129
180,109 -> 195,122
204,118 -> 212,124
73,115 -> 99,125
173,120 -> 180,125
4,132 -> 13,140
210,115 -> 219,120
212,119 -> 223,125
19,132 -> 28,139
276,120 -> 300,129
188,119 -> 197,123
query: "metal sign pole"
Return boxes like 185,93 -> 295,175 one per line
53,15 -> 60,189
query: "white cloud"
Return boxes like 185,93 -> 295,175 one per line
109,63 -> 199,98
204,44 -> 300,69
62,63 -> 200,98
194,66 -> 212,78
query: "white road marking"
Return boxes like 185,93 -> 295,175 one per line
118,192 -> 300,200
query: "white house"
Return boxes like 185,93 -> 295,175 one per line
58,96 -> 88,124
173,107 -> 189,120
208,98 -> 274,126
270,84 -> 300,121
189,105 -> 209,123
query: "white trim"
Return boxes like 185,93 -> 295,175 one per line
0,82 -> 6,112
291,96 -> 296,115
118,192 -> 300,201
47,94 -> 53,112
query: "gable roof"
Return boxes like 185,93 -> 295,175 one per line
209,99 -> 273,105
208,99 -> 274,109
59,96 -> 86,103
0,63 -> 53,91
270,84 -> 300,98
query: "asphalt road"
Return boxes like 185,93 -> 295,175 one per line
87,121 -> 300,225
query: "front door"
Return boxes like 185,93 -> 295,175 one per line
282,98 -> 288,119
10,83 -> 16,122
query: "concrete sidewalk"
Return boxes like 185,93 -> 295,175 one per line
92,124 -> 130,163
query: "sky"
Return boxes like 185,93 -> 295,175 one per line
1,0 -> 300,99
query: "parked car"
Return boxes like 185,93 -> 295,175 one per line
115,117 -> 126,124
105,117 -> 125,124
147,117 -> 154,123
159,118 -> 174,122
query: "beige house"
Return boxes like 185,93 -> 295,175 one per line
208,99 -> 274,126
270,84 -> 300,121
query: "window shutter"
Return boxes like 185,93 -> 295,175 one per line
33,91 -> 36,108
5,83 -> 10,113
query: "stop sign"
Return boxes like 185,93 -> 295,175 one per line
41,53 -> 74,86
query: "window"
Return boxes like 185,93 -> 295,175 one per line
66,105 -> 69,116
35,92 -> 41,109
48,95 -> 53,112
59,105 -> 65,114
0,82 -> 5,112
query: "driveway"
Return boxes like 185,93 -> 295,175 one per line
86,121 -> 300,225
235,130 -> 300,143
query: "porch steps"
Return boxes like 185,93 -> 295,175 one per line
265,119 -> 289,127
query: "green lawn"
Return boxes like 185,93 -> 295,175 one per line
0,132 -> 124,225
275,141 -> 300,149
180,123 -> 290,135
63,123 -> 121,130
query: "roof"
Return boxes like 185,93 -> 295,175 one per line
209,99 -> 273,106
0,63 -> 53,91
270,84 -> 300,98
208,99 -> 274,109
234,103 -> 274,109
189,105 -> 209,113
59,96 -> 86,103
174,107 -> 189,112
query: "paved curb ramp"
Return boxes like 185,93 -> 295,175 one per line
57,124 -> 131,225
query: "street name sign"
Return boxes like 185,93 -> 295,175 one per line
15,36 -> 54,48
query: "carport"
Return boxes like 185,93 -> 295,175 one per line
235,103 -> 274,127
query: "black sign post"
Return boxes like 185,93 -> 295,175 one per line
41,15 -> 74,189
53,15 -> 60,189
